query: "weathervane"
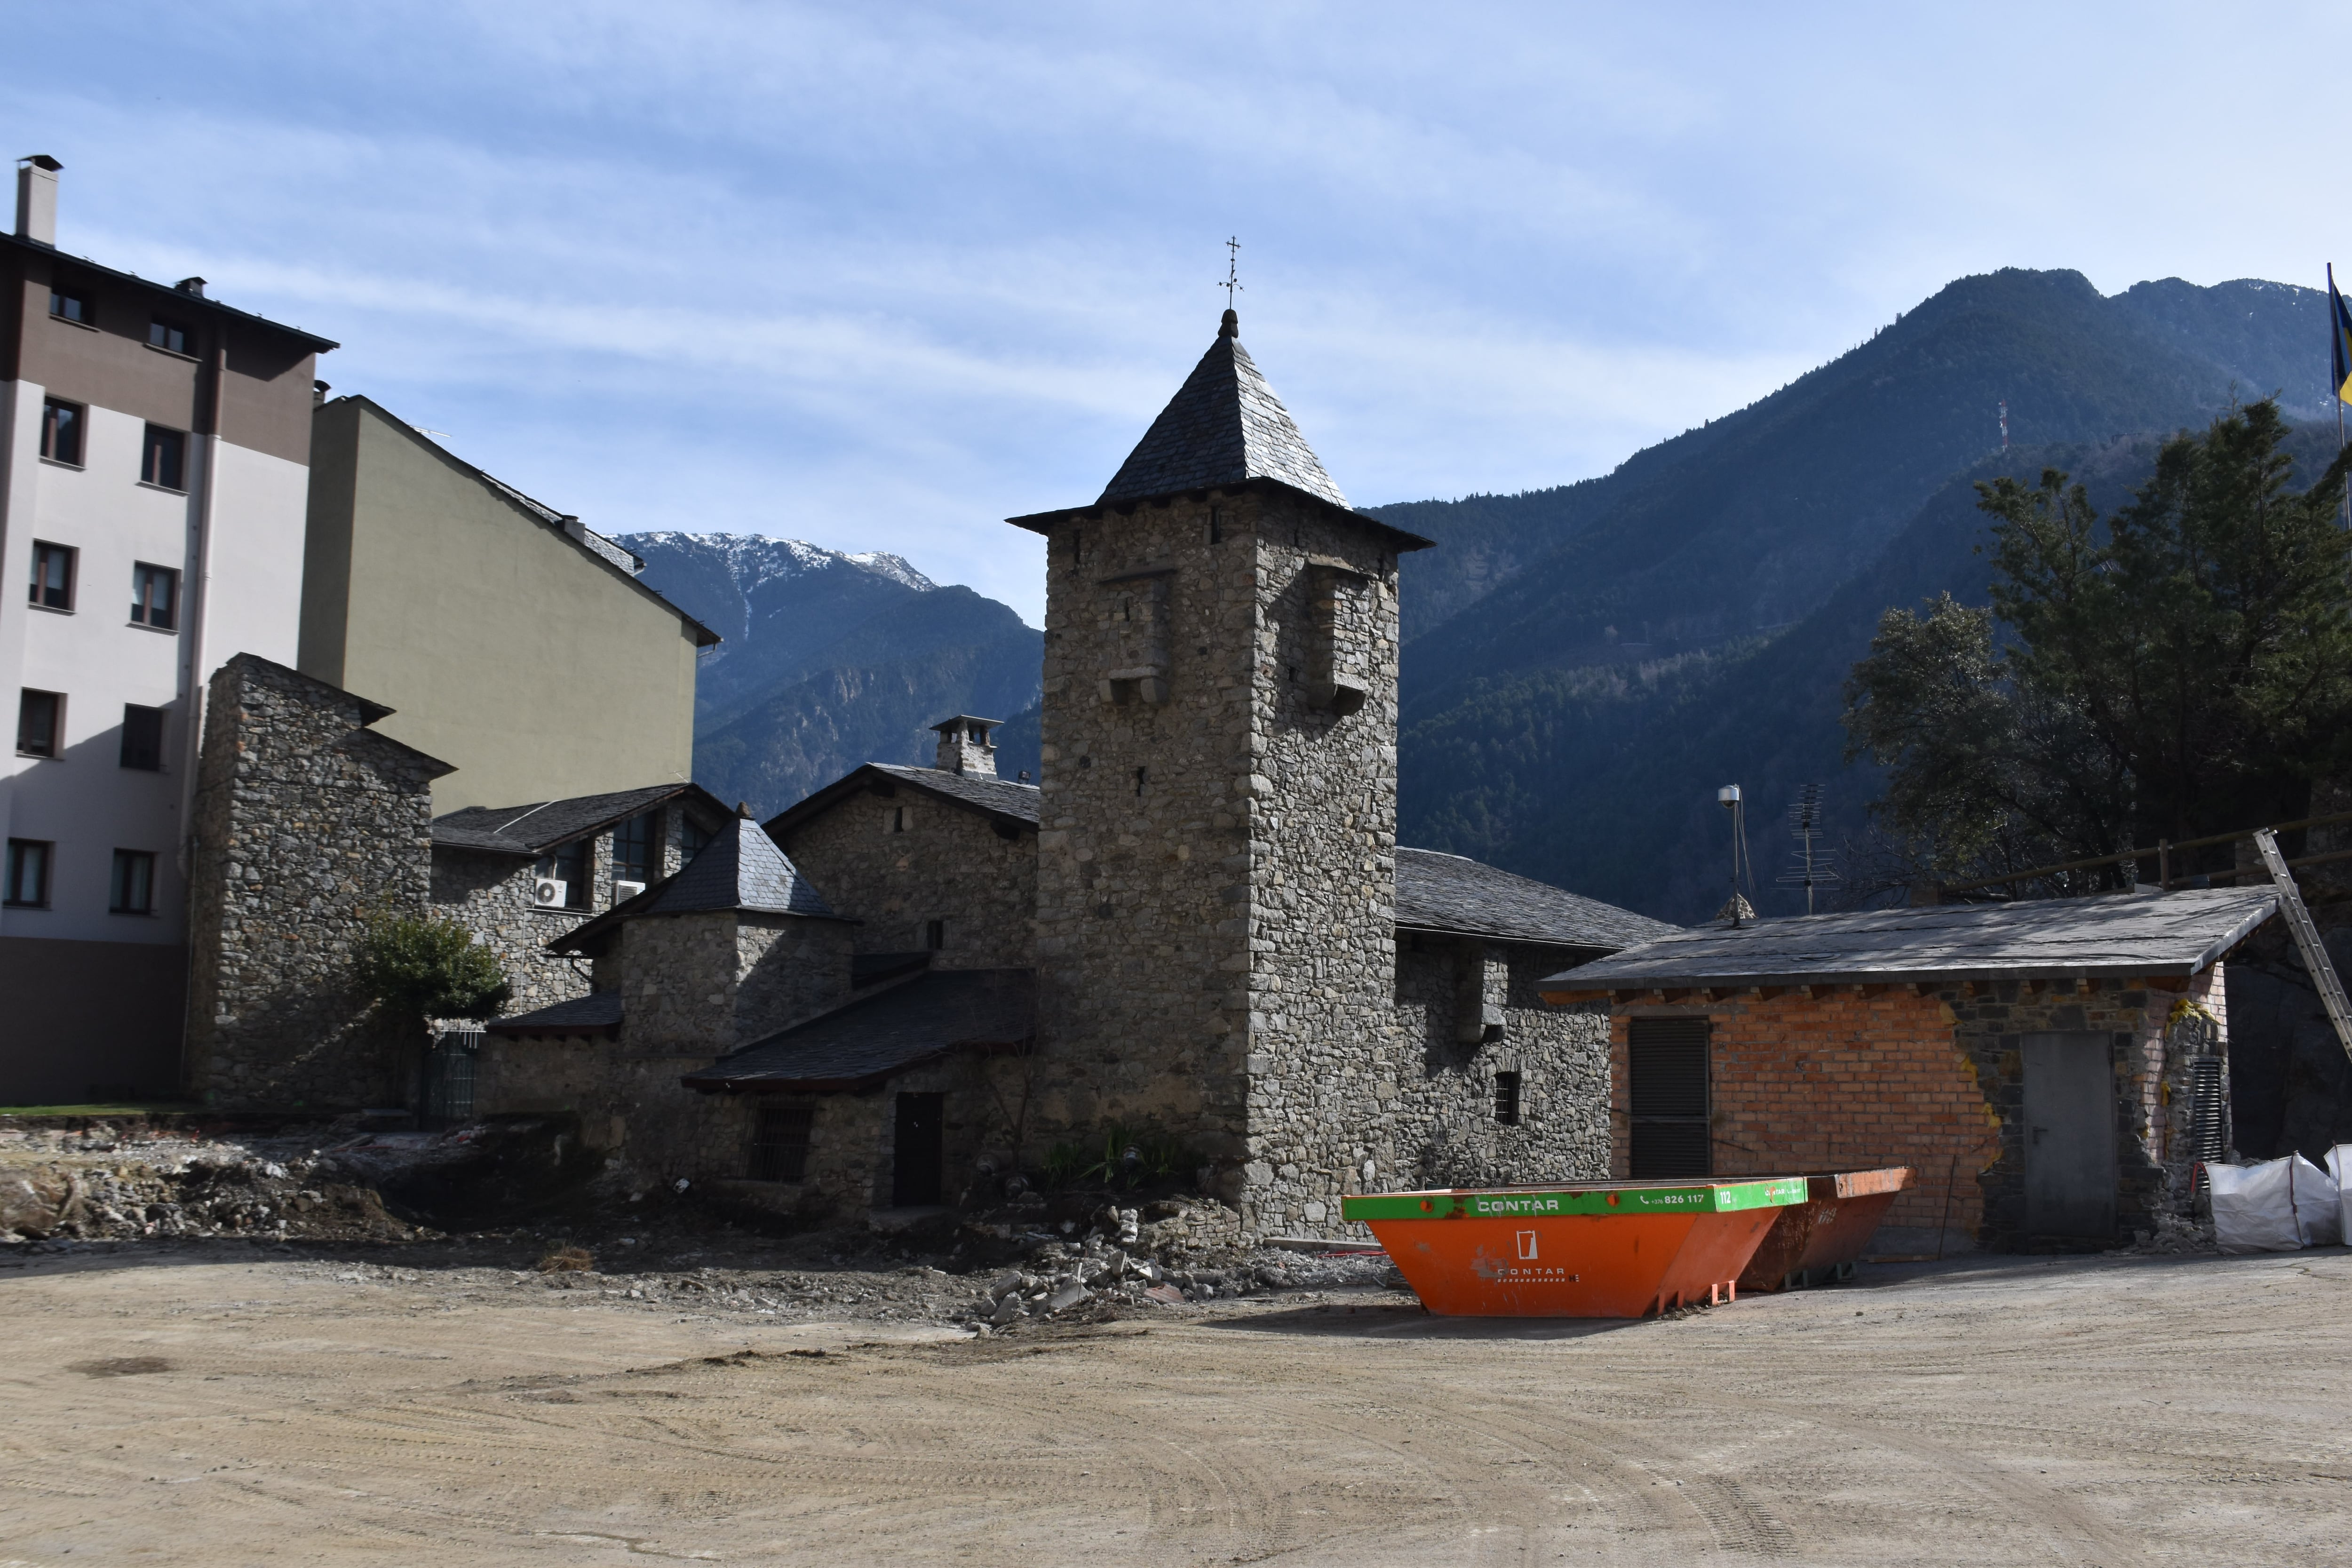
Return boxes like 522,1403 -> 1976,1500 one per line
1220,237 -> 1243,309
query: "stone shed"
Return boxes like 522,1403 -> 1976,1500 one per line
1539,888 -> 2280,1253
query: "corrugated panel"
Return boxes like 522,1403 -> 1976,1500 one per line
1630,1016 -> 1710,1177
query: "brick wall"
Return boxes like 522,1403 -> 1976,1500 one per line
1607,970 -> 2224,1251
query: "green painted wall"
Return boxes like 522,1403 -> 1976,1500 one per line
300,398 -> 704,813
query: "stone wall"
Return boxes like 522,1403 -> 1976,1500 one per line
183,654 -> 451,1110
776,782 -> 1036,967
433,801 -> 701,1013
1388,939 -> 1611,1198
1604,969 -> 2221,1252
1030,485 -> 1411,1235
430,847 -> 595,1013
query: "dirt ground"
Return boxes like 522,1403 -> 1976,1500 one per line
5,1238 -> 2350,1566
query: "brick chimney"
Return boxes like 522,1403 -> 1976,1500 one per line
930,715 -> 1000,777
15,155 -> 60,246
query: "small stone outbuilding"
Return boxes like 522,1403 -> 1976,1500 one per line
1540,889 -> 2279,1253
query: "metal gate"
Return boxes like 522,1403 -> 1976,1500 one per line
421,1028 -> 481,1129
1629,1016 -> 1711,1177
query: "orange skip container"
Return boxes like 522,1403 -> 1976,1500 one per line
1341,1177 -> 1806,1318
1735,1167 -> 1913,1293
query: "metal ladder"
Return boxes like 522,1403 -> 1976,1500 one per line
2253,828 -> 2352,1062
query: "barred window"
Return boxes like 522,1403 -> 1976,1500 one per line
748,1106 -> 815,1183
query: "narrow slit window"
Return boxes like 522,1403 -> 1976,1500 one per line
925,919 -> 946,951
16,689 -> 62,757
30,541 -> 74,610
119,704 -> 165,771
40,399 -> 83,465
142,424 -> 187,491
131,563 -> 178,629
1493,1071 -> 1523,1126
110,849 -> 157,914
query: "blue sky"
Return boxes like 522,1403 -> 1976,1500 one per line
9,2 -> 2348,623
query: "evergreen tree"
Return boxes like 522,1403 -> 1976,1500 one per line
1843,400 -> 2352,889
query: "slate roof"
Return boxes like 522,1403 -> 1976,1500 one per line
432,782 -> 728,855
1097,311 -> 1351,509
764,763 -> 1042,841
1395,848 -> 1678,951
1539,887 -> 2280,994
682,969 -> 1034,1091
554,816 -> 840,955
485,992 -> 624,1037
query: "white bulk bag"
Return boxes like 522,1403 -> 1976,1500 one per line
2209,1154 -> 2340,1253
2327,1145 -> 2352,1244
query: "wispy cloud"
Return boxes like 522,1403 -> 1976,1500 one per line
8,1 -> 2349,621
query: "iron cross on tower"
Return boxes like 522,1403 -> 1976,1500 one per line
1220,237 -> 1242,308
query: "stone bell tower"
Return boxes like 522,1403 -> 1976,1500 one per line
1006,309 -> 1432,1233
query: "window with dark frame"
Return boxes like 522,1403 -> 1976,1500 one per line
890,805 -> 910,833
16,690 -> 62,757
110,849 -> 157,915
29,542 -> 74,610
533,838 -> 591,909
612,810 -> 659,884
747,1106 -> 815,1183
1493,1070 -> 1523,1126
1628,1016 -> 1713,1178
130,563 -> 178,629
142,425 -> 187,491
119,704 -> 165,771
680,816 -> 712,863
40,399 -> 82,465
48,287 -> 89,324
5,839 -> 52,907
147,318 -> 190,355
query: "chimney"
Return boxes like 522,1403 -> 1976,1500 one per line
15,155 -> 60,247
930,716 -> 999,778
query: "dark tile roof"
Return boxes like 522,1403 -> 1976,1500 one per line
683,968 -> 1034,1091
554,816 -> 839,954
486,992 -> 623,1036
7,229 -> 340,351
432,782 -> 727,855
1541,887 -> 2280,993
1395,847 -> 1678,951
1098,312 -> 1350,509
764,763 -> 1041,841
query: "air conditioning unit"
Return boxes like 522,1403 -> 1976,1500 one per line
532,877 -> 568,907
613,879 -> 647,902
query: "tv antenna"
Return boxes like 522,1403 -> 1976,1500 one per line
1776,784 -> 1841,915
1220,237 -> 1243,309
1998,399 -> 2009,453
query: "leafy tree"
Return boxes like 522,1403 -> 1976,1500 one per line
352,915 -> 511,1034
1843,400 -> 2352,890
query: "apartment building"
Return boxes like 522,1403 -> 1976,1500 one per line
0,156 -> 334,1103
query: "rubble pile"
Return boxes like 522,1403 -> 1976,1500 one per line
0,1122 -> 415,1243
958,1195 -> 1402,1328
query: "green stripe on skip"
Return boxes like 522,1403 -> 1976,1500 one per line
1340,1178 -> 1805,1222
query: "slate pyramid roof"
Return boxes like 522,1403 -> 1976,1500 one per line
550,815 -> 838,955
1097,310 -> 1350,509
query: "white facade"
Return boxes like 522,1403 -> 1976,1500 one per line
0,396 -> 308,945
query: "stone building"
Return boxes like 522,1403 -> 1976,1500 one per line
482,311 -> 1670,1234
1538,889 -> 2277,1251
183,654 -> 450,1110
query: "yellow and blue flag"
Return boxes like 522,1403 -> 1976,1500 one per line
2332,264 -> 2352,405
